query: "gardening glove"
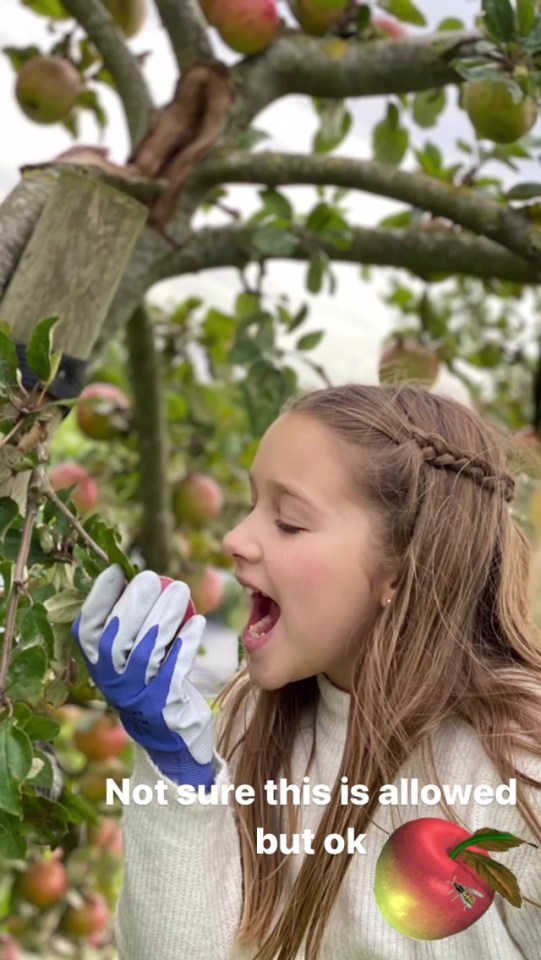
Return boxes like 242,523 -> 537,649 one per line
71,563 -> 215,789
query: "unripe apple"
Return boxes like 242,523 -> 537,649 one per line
74,713 -> 130,762
77,757 -> 127,803
463,80 -> 538,144
62,894 -> 110,937
374,817 -> 494,939
212,0 -> 280,54
290,0 -> 347,34
102,0 -> 147,37
19,856 -> 68,909
379,337 -> 439,387
76,382 -> 131,441
49,462 -> 100,515
172,472 -> 224,527
372,15 -> 409,39
15,56 -> 82,125
184,566 -> 224,615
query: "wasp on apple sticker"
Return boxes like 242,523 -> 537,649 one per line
373,817 -> 539,939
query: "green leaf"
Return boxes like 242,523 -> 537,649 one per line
373,105 -> 409,165
438,17 -> 465,30
313,99 -> 352,154
0,719 -> 33,815
21,0 -> 69,18
482,0 -> 516,42
379,209 -> 415,228
0,810 -> 26,858
6,644 -> 48,705
26,748 -> 54,789
0,329 -> 20,386
517,0 -> 536,35
252,226 -> 299,257
412,89 -> 447,128
44,587 -> 86,624
378,0 -> 426,26
77,88 -> 108,130
26,315 -> 61,383
22,714 -> 60,741
2,46 -> 42,72
260,189 -> 293,223
0,498 -> 20,539
506,181 -> 541,200
296,331 -> 325,351
21,794 -> 68,845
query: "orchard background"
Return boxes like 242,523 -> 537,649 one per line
2,0 -> 541,956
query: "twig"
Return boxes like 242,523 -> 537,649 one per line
39,471 -> 109,564
0,481 -> 40,704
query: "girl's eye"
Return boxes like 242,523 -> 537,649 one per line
275,521 -> 303,535
244,504 -> 303,535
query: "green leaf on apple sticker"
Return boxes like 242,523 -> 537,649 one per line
461,851 -> 522,907
471,827 -> 539,851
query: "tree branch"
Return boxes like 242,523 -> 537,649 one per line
153,0 -> 215,71
193,150 -> 541,272
61,0 -> 154,150
227,29 -> 481,132
156,223 -> 538,285
125,302 -> 174,573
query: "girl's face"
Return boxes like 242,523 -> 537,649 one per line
222,413 -> 393,691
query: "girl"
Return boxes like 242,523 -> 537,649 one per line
73,383 -> 541,960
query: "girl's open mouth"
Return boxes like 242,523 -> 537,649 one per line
243,592 -> 281,652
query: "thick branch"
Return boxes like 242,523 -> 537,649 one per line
154,0 -> 214,71
194,150 -> 541,273
125,302 -> 173,573
227,29 -> 481,132
61,0 -> 154,150
156,224 -> 538,285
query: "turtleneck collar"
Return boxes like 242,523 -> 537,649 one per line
316,673 -> 351,741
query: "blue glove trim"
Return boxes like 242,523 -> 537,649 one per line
146,748 -> 215,790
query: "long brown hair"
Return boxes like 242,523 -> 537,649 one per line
216,383 -> 541,960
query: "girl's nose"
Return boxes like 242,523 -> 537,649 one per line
223,517 -> 258,562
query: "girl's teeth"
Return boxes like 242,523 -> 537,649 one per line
247,613 -> 274,637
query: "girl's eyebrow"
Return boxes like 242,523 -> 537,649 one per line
248,471 -> 321,513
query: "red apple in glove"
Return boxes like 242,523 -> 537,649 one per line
374,818 -> 495,939
159,577 -> 197,631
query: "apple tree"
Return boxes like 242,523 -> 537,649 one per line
2,0 -> 541,955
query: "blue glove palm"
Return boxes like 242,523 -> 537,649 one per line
72,565 -> 214,788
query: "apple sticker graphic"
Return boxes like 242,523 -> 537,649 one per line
374,817 -> 538,940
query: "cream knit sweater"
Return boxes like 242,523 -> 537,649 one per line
115,675 -> 540,959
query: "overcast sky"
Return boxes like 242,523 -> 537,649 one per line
0,0 -> 534,398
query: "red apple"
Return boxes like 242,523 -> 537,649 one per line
184,566 -> 223,615
88,817 -> 124,857
212,0 -> 280,54
374,817 -> 495,939
172,472 -> 224,527
76,382 -> 131,441
49,462 -> 99,514
77,757 -> 127,803
19,856 -> 68,909
159,576 -> 197,625
0,936 -> 22,960
62,894 -> 110,938
74,713 -> 130,761
372,15 -> 409,39
200,0 -> 219,24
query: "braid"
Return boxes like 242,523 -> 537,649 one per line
404,429 -> 515,503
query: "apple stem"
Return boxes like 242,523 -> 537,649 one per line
449,831 -> 510,860
522,895 -> 541,909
